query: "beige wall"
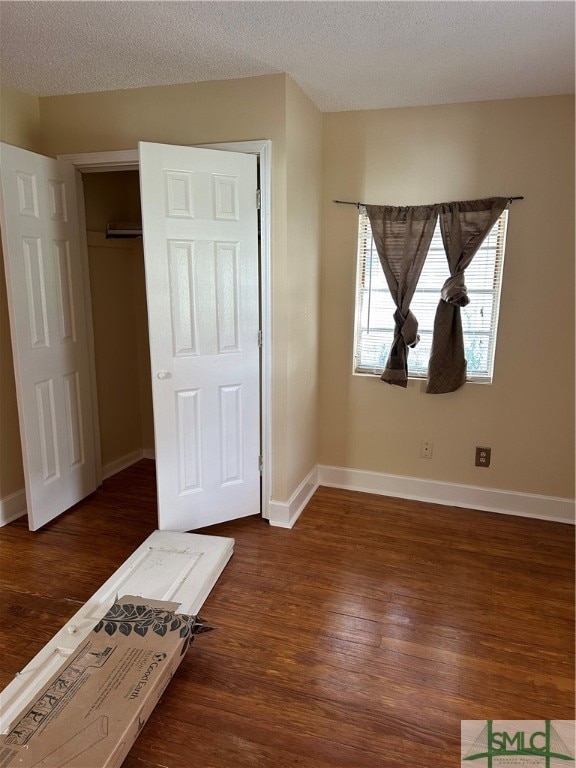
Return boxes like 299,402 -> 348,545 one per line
3,77 -> 572,509
0,245 -> 24,497
285,78 -> 323,493
82,172 -> 153,467
320,95 -> 575,499
38,74 -> 322,502
132,240 -> 154,452
0,85 -> 41,497
0,84 -> 41,152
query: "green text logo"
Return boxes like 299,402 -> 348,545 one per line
462,720 -> 575,767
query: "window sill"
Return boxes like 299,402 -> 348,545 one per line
353,370 -> 493,385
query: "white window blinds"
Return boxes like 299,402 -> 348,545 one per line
354,209 -> 508,382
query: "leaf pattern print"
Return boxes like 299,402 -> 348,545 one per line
93,600 -> 213,649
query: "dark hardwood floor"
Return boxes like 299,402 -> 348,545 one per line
1,459 -> 573,767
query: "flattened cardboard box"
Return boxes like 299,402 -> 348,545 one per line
0,595 -> 211,768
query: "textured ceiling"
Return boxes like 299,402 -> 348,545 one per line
0,1 -> 574,111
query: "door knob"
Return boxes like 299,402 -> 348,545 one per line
157,371 -> 172,380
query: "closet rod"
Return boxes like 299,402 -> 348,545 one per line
333,196 -> 524,209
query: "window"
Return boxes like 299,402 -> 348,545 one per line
354,209 -> 508,382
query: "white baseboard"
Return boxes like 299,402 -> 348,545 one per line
102,449 -> 145,480
0,448 -> 156,528
0,489 -> 27,526
102,447 -> 156,480
318,465 -> 575,524
268,466 -> 319,529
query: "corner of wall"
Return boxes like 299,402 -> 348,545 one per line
0,83 -> 42,502
269,465 -> 319,528
0,83 -> 41,153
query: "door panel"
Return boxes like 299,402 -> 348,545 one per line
139,142 -> 260,531
0,143 -> 99,529
0,530 -> 234,733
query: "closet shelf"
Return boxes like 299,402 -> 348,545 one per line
106,221 -> 142,238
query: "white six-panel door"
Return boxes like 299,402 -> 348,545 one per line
139,142 -> 260,531
0,144 -> 98,530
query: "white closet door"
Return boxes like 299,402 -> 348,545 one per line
139,142 -> 260,532
0,143 -> 99,530
0,530 -> 234,734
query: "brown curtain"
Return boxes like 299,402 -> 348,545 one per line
426,198 -> 508,394
366,204 -> 439,387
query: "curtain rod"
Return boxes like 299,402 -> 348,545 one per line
334,196 -> 524,209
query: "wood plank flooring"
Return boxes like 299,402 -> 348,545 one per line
0,459 -> 573,767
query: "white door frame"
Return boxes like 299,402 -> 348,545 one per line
58,140 -> 272,520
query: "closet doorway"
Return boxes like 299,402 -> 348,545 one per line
82,169 -> 154,479
1,141 -> 272,531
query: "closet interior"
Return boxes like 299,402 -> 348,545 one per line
82,171 -> 154,471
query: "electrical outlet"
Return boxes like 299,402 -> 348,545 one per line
420,441 -> 433,459
475,446 -> 491,467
